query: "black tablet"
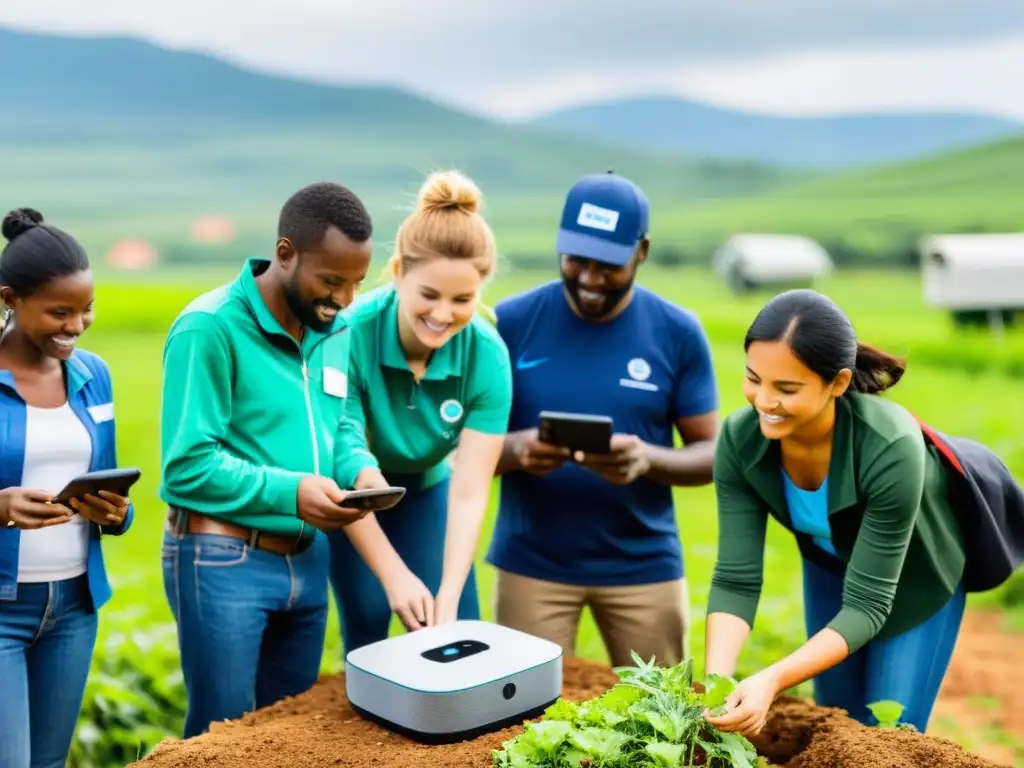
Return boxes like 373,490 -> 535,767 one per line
52,468 -> 142,505
538,410 -> 613,454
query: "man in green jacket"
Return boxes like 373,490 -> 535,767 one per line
159,182 -> 385,738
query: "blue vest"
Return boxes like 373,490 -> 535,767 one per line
0,349 -> 134,608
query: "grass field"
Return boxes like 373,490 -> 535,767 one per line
80,264 -> 1024,682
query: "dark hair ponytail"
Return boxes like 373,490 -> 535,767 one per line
851,341 -> 906,394
0,207 -> 89,301
744,289 -> 905,395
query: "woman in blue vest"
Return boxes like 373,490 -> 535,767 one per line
0,208 -> 134,768
329,170 -> 512,651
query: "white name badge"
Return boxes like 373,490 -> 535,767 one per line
323,367 -> 348,398
88,402 -> 114,423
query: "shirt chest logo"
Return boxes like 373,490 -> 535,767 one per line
439,399 -> 464,424
619,357 -> 658,392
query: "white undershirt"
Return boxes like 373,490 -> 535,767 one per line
16,402 -> 93,583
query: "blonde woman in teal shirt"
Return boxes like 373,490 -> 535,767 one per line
330,170 -> 512,651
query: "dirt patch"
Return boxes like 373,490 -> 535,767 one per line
133,657 -> 1009,768
754,697 -> 1007,767
938,609 -> 1024,735
930,609 -> 1024,765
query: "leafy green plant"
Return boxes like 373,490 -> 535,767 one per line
866,699 -> 916,732
69,618 -> 186,768
492,651 -> 759,767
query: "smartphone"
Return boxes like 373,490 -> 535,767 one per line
538,410 -> 613,454
341,486 -> 407,511
52,467 -> 142,506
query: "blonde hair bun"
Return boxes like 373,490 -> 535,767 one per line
417,170 -> 482,215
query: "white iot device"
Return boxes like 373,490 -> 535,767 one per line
345,619 -> 564,743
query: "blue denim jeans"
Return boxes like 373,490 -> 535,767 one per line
802,556 -> 966,732
0,575 -> 97,768
161,524 -> 330,739
327,475 -> 481,654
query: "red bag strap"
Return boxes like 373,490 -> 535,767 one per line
914,415 -> 966,477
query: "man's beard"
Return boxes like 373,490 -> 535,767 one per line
561,273 -> 636,320
284,274 -> 336,332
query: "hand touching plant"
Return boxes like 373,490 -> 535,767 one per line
492,651 -> 760,768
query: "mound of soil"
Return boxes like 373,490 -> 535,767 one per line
133,658 -> 1008,768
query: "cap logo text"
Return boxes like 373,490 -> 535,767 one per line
577,203 -> 619,232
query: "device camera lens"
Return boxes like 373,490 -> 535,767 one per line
502,683 -> 516,700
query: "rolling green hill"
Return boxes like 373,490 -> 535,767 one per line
0,26 -> 793,263
2,26 -> 1018,270
647,136 -> 1024,266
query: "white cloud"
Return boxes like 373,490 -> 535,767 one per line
1,0 -> 1023,120
483,38 -> 1024,121
673,40 -> 1024,120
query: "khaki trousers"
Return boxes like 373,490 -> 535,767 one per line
493,568 -> 690,667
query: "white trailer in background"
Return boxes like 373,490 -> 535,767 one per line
713,233 -> 833,295
919,233 -> 1024,332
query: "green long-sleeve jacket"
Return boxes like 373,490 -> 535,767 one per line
707,392 -> 965,654
158,258 -> 374,538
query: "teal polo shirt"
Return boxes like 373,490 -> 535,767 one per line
335,284 -> 513,489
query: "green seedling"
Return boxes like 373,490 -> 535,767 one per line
492,650 -> 759,767
866,699 -> 917,731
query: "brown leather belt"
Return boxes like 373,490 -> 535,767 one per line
166,506 -> 313,556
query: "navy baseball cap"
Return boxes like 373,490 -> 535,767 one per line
556,170 -> 649,267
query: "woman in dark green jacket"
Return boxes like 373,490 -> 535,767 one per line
704,289 -> 966,737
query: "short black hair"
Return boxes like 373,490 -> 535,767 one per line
278,182 -> 373,252
0,208 -> 90,299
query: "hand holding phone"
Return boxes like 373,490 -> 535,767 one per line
512,429 -> 571,477
297,475 -> 368,531
574,434 -> 651,485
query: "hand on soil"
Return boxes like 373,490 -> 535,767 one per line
297,476 -> 368,530
705,668 -> 781,738
384,567 -> 435,631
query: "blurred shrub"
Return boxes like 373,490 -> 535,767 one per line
69,619 -> 185,768
999,570 -> 1024,608
909,334 -> 1024,380
93,284 -> 204,334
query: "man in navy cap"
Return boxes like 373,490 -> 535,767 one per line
487,171 -> 720,667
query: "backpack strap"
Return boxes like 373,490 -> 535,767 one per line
913,415 -> 966,478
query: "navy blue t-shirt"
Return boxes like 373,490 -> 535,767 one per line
486,280 -> 719,587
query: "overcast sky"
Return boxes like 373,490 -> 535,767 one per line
4,0 -> 1024,120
